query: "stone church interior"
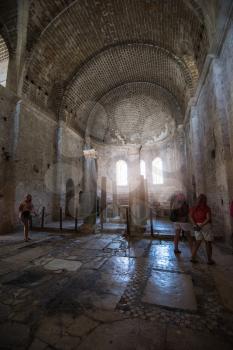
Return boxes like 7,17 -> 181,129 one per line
0,0 -> 233,349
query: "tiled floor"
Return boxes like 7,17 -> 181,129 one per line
0,227 -> 233,349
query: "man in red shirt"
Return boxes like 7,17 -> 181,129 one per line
189,194 -> 215,264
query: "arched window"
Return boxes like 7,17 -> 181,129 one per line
116,160 -> 128,186
152,157 -> 163,184
0,36 -> 9,87
140,160 -> 146,179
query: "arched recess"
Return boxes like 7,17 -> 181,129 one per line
84,82 -> 181,145
65,178 -> 75,217
0,35 -> 9,87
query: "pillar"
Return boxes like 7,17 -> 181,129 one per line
112,179 -> 118,217
128,147 -> 146,236
79,145 -> 97,232
100,176 -> 107,222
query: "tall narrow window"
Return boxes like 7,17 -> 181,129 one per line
116,160 -> 128,186
152,157 -> 163,184
0,36 -> 9,87
140,160 -> 146,179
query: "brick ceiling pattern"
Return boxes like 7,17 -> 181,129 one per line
23,1 -> 209,105
60,44 -> 190,133
85,82 -> 180,145
0,0 -> 218,144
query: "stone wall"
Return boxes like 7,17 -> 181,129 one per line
13,101 -> 57,225
0,86 -> 19,232
53,122 -> 84,219
0,85 -> 84,233
185,13 -> 233,242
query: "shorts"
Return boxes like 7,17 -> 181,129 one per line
194,224 -> 213,242
174,222 -> 192,232
21,211 -> 31,224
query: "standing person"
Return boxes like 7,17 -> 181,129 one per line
171,193 -> 193,254
19,194 -> 36,242
189,194 -> 215,264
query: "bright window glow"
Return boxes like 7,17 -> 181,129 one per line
152,157 -> 163,184
116,160 -> 128,186
140,160 -> 146,179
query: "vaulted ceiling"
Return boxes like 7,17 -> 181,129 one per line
0,0 -> 221,144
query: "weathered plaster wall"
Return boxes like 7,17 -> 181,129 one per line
185,13 -> 233,241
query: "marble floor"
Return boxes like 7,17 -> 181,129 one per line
0,229 -> 233,349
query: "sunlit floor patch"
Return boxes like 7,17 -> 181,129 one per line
142,270 -> 197,311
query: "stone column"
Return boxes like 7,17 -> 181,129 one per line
144,178 -> 149,218
100,176 -> 107,222
112,179 -> 118,217
128,147 -> 146,236
79,147 -> 97,232
190,107 -> 206,194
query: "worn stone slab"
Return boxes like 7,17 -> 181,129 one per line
43,258 -> 82,272
67,315 -> 99,337
77,319 -> 166,350
36,315 -> 81,350
212,269 -> 233,312
166,327 -> 232,350
95,272 -> 129,295
81,239 -> 112,250
85,309 -> 127,323
107,242 -> 122,249
142,270 -> 197,311
101,256 -> 135,275
29,338 -> 49,350
0,303 -> 11,322
2,247 -> 49,265
0,322 -> 30,348
83,257 -> 108,269
77,291 -> 121,310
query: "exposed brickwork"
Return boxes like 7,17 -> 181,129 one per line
23,0 -> 209,123
85,82 -> 181,145
60,44 -> 192,136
